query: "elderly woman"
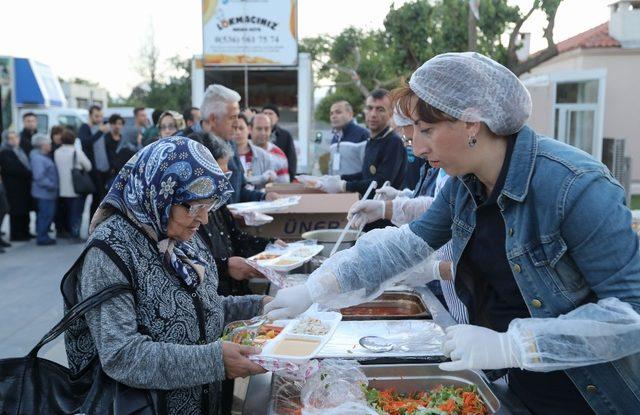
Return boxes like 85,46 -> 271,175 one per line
29,133 -> 59,245
158,111 -> 179,139
65,136 -> 267,415
0,130 -> 32,241
266,53 -> 640,414
194,134 -> 286,296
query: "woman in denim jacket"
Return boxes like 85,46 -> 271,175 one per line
265,53 -> 640,414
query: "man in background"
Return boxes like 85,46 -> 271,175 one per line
181,107 -> 201,136
251,113 -> 289,183
19,112 -> 38,154
262,103 -> 296,180
77,105 -> 109,215
327,100 -> 368,179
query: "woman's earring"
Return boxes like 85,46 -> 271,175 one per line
468,136 -> 477,148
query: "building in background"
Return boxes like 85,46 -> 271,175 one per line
60,81 -> 108,110
520,0 -> 640,198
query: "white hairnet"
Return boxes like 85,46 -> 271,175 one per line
392,104 -> 413,127
408,52 -> 531,136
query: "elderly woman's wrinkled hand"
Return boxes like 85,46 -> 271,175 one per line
228,257 -> 265,281
222,341 -> 267,379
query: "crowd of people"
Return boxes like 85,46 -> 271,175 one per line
0,97 -> 298,251
2,51 -> 640,415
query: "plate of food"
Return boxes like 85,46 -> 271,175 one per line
227,196 -> 301,214
221,318 -> 285,348
260,311 -> 342,363
248,243 -> 324,272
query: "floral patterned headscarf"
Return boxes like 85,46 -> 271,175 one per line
90,136 -> 234,288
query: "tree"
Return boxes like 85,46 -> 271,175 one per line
304,0 -> 564,122
123,21 -> 192,111
506,0 -> 562,75
125,56 -> 191,111
135,22 -> 160,88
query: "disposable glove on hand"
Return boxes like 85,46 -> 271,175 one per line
263,283 -> 313,320
375,185 -> 412,201
317,175 -> 346,193
439,325 -> 521,371
347,200 -> 385,229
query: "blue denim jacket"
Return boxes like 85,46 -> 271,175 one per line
410,126 -> 640,414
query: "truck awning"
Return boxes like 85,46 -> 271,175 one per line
14,58 -> 67,107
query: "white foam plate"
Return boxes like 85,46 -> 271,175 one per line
248,244 -> 324,272
260,311 -> 342,363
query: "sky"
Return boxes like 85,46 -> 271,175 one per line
0,0 -> 611,98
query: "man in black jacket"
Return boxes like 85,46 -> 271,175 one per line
77,105 -> 109,216
262,103 -> 296,179
306,89 -> 407,196
19,112 -> 38,154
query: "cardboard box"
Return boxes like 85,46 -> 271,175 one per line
265,182 -> 323,194
241,193 -> 359,240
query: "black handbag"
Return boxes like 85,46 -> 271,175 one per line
0,242 -> 160,415
71,150 -> 96,195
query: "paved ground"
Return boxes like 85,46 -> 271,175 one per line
0,208 -> 250,413
0,206 -> 92,365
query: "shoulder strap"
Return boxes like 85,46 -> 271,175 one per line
60,238 -> 135,308
29,283 -> 131,358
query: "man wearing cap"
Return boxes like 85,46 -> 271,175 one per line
262,103 -> 296,180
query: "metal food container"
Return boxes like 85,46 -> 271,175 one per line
362,363 -> 501,414
340,290 -> 431,320
269,363 -> 501,414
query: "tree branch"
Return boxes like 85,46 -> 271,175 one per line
322,62 -> 370,97
507,0 -> 540,68
507,0 -> 560,76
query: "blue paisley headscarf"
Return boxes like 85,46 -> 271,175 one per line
90,136 -> 234,288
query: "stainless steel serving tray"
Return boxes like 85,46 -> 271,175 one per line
269,363 -> 501,414
362,363 -> 501,414
340,290 -> 431,320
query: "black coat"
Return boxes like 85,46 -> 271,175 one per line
19,129 -> 35,155
198,205 -> 273,296
272,125 -> 296,179
0,149 -> 32,214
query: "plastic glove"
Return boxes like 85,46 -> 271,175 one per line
439,325 -> 520,371
263,283 -> 313,320
317,175 -> 346,193
391,196 -> 434,226
375,185 -> 412,201
347,200 -> 385,229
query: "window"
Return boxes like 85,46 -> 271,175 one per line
35,114 -> 48,133
553,80 -> 600,156
58,115 -> 83,134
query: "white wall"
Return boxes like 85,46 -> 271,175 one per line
521,47 -> 640,192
